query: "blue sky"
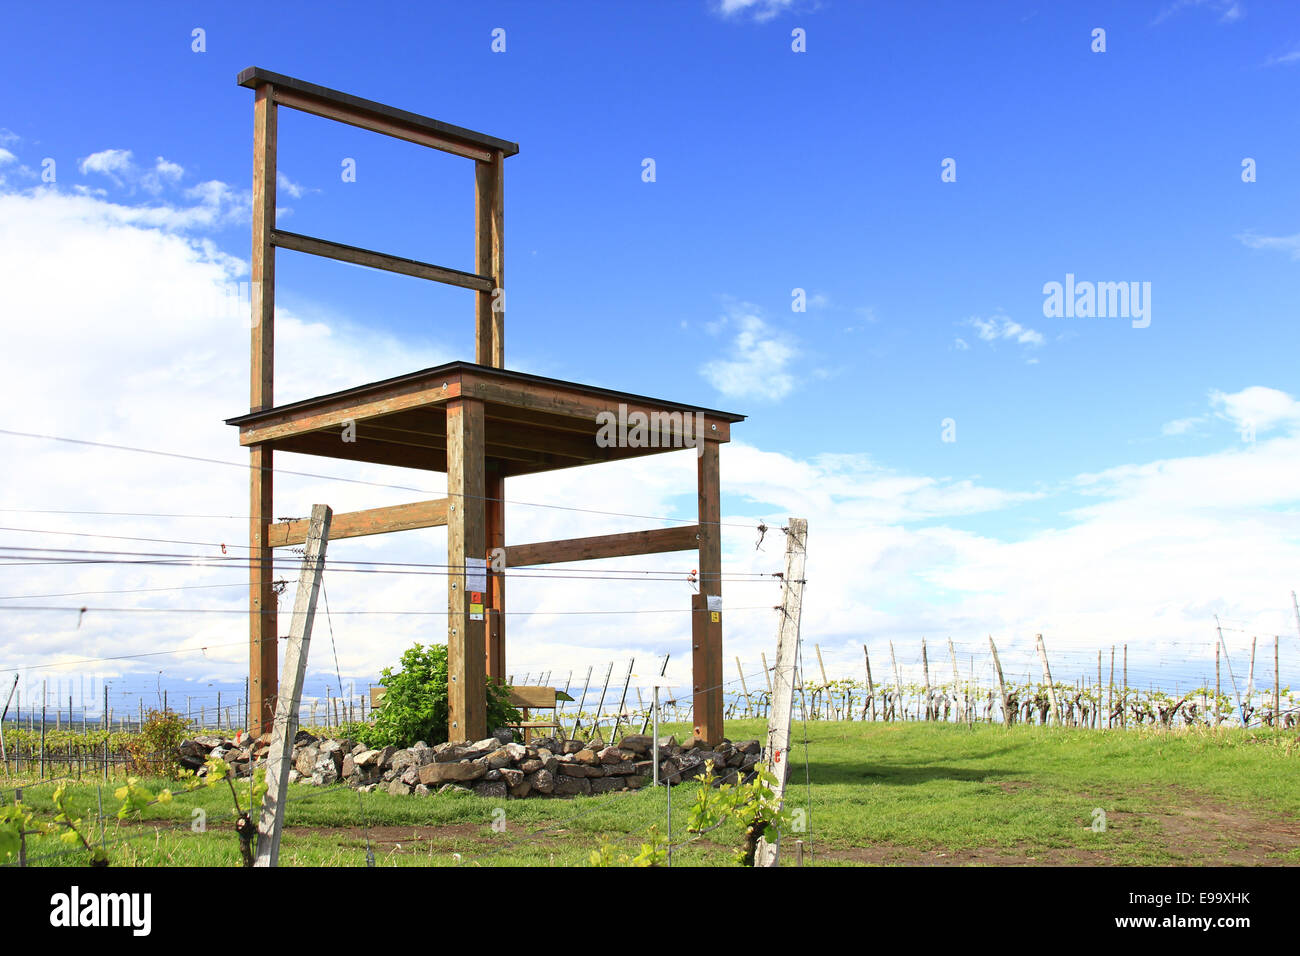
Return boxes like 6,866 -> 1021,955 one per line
1,0 -> 1298,713
6,2 -> 1297,501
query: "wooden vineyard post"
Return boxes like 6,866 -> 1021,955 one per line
989,636 -> 1010,726
921,638 -> 932,721
1246,636 -> 1257,715
1122,644 -> 1128,729
948,639 -> 961,723
755,517 -> 806,868
889,641 -> 903,722
1215,642 -> 1221,726
1036,633 -> 1061,726
736,657 -> 750,715
255,504 -> 332,868
1274,635 -> 1280,728
814,644 -> 830,719
862,645 -> 876,721
0,675 -> 15,768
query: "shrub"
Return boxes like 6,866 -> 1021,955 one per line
354,643 -> 520,748
124,709 -> 191,778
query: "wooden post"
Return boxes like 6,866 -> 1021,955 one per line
255,504 -> 332,868
761,652 -> 773,694
484,471 -> 506,681
921,638 -> 932,720
862,645 -> 876,721
814,644 -> 830,719
755,516 -> 807,868
1246,635 -> 1257,711
1096,651 -> 1102,730
989,636 -> 1010,726
248,81 -> 278,737
692,439 -> 724,745
609,658 -> 635,744
1206,647 -> 1216,728
0,678 -> 14,769
1274,635 -> 1281,728
475,149 -> 505,367
446,398 -> 487,742
589,661 -> 614,741
1122,644 -> 1128,729
948,639 -> 961,723
569,666 -> 593,739
889,641 -> 903,722
1036,634 -> 1061,726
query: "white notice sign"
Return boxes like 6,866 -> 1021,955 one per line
707,594 -> 723,612
466,556 -> 487,592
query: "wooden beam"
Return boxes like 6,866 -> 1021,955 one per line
237,382 -> 458,445
249,83 -> 277,737
475,150 -> 505,367
255,504 -> 331,867
271,229 -> 494,292
270,86 -> 497,162
251,84 -> 276,411
505,525 -> 700,568
268,499 -> 448,548
693,439 -> 723,745
485,473 -> 505,680
446,398 -> 487,742
459,373 -> 734,442
249,445 -> 276,737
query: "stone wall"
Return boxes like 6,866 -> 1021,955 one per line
179,730 -> 762,799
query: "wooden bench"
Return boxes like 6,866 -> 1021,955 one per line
508,686 -> 563,742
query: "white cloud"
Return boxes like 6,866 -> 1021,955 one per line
714,0 -> 796,22
965,313 -> 1045,348
79,148 -> 136,185
1161,415 -> 1205,436
1264,48 -> 1300,67
1210,385 -> 1300,434
277,172 -> 306,199
700,304 -> 796,401
0,149 -> 15,166
1237,230 -> 1300,260
141,157 -> 185,195
1152,0 -> 1243,25
0,129 -> 19,147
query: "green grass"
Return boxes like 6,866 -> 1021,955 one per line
4,720 -> 1296,867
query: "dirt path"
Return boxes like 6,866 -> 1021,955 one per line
812,788 -> 1300,866
281,788 -> 1300,866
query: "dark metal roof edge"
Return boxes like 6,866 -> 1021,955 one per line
224,361 -> 746,427
236,67 -> 521,158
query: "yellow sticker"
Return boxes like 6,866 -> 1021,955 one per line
710,611 -> 720,623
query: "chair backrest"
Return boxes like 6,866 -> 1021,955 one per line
509,685 -> 557,709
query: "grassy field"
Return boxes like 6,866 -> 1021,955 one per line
4,720 -> 1297,867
